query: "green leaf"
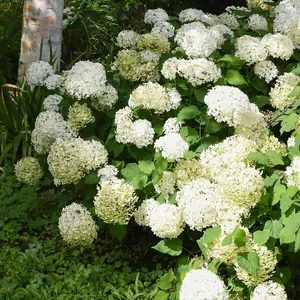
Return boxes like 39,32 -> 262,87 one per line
177,105 -> 199,121
265,151 -> 284,165
251,95 -> 270,108
152,239 -> 183,256
180,126 -> 200,144
204,119 -> 223,134
287,186 -> 298,198
138,160 -> 155,175
289,85 -> 300,97
233,228 -> 247,247
280,192 -> 294,213
273,183 -> 286,206
236,252 -> 260,275
248,152 -> 268,165
157,271 -> 174,290
84,171 -> 99,185
264,220 -> 283,239
154,291 -> 169,300
131,174 -> 148,190
264,173 -> 280,188
253,230 -> 270,246
280,212 -> 300,244
218,54 -> 243,68
108,224 -> 127,241
226,70 -> 247,86
194,87 -> 208,103
199,226 -> 221,245
222,234 -> 233,246
280,113 -> 299,134
295,229 -> 300,251
121,163 -> 142,181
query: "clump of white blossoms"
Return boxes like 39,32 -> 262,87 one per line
94,179 -> 138,225
179,9 -> 206,23
285,156 -> 300,189
163,118 -> 181,135
250,281 -> 288,300
26,61 -> 54,87
154,171 -> 176,199
248,14 -> 268,31
262,34 -> 294,60
180,268 -> 229,300
234,245 -> 277,286
235,35 -> 268,65
58,203 -> 98,247
115,106 -> 155,148
47,138 -> 108,185
161,57 -> 180,80
64,61 -> 107,100
148,203 -> 184,238
218,12 -> 240,30
43,74 -> 62,90
134,198 -> 159,226
43,94 -> 63,112
137,32 -> 170,54
15,157 -> 43,185
254,60 -> 278,83
287,136 -> 295,148
269,73 -> 300,110
97,165 -> 119,186
31,111 -> 75,154
116,30 -> 140,49
91,84 -> 118,111
67,103 -> 95,132
144,8 -> 169,25
128,82 -> 181,113
152,22 -> 175,38
210,24 -> 234,47
177,179 -> 219,231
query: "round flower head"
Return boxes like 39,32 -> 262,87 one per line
31,111 -> 75,154
137,32 -> 170,53
129,82 -> 181,113
262,34 -> 294,60
47,138 -> 108,185
251,281 -> 288,300
161,57 -> 180,80
91,84 -> 118,111
131,119 -> 155,148
58,203 -> 98,247
67,103 -> 95,132
148,203 -> 184,238
235,35 -> 268,65
94,180 -> 138,225
180,268 -> 229,300
163,118 -> 181,134
64,61 -> 107,100
97,165 -> 119,186
144,8 -> 169,25
116,30 -> 140,49
154,133 -> 189,160
270,73 -> 300,110
285,156 -> 300,189
254,61 -> 278,83
218,12 -> 240,30
43,74 -> 62,90
210,24 -> 234,47
179,9 -> 206,23
43,94 -> 63,112
134,198 -> 159,227
152,22 -> 175,38
248,14 -> 268,31
26,61 -> 54,87
139,50 -> 161,64
154,171 -> 176,199
15,157 -> 43,185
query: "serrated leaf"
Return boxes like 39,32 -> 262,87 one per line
237,252 -> 260,275
108,224 -> 127,241
138,160 -> 155,175
253,230 -> 270,246
218,54 -> 243,68
280,212 -> 300,244
226,70 -> 247,86
265,151 -> 284,165
152,239 -> 182,256
157,271 -> 174,290
248,152 -> 269,165
280,192 -> 294,213
289,85 -> 300,97
273,183 -> 286,206
121,163 -> 141,181
177,106 -> 199,121
131,174 -> 148,190
287,186 -> 298,198
264,220 -> 283,239
199,226 -> 221,245
280,113 -> 299,134
264,173 -> 280,187
154,290 -> 169,300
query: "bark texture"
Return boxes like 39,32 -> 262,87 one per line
18,0 -> 64,81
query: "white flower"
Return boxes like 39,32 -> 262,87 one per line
116,30 -> 140,49
43,94 -> 63,112
26,61 -> 54,87
254,60 -> 278,83
152,22 -> 175,38
58,203 -> 98,246
161,57 -> 180,80
67,103 -> 95,132
180,269 -> 229,300
149,203 -> 184,238
154,171 -> 176,199
43,74 -> 62,90
92,84 -> 118,111
163,118 -> 181,134
251,281 -> 288,300
134,198 -> 159,227
15,157 -> 43,185
64,61 -> 107,100
287,136 -> 295,148
97,165 -> 119,186
131,119 -> 155,148
248,14 -> 268,31
144,8 -> 169,25
285,156 -> 300,189
218,12 -> 240,30
210,24 -> 234,46
139,50 -> 161,63
179,9 -> 206,23
154,133 -> 189,160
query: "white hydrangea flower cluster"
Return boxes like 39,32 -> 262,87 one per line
15,157 -> 43,185
154,171 -> 176,199
31,111 -> 75,154
179,269 -> 229,300
43,74 -> 62,90
235,35 -> 268,65
254,60 -> 278,83
269,73 -> 300,110
58,203 -> 98,246
152,21 -> 175,38
116,30 -> 140,49
128,82 -> 181,113
144,8 -> 169,25
26,61 -> 54,87
64,61 -> 107,100
262,34 -> 294,60
217,13 -> 240,30
210,24 -> 234,46
137,32 -> 170,53
251,281 -> 288,300
287,136 -> 295,148
162,58 -> 221,86
139,50 -> 161,63
115,106 -> 155,148
91,84 -> 118,111
67,103 -> 95,132
163,118 -> 181,135
43,94 -> 63,112
134,198 -> 159,226
94,180 -> 138,225
47,138 -> 108,185
97,165 -> 119,186
179,9 -> 206,23
285,156 -> 300,189
248,14 -> 268,31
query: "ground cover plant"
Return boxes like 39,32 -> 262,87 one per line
3,0 -> 300,299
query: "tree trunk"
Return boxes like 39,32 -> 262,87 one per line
18,0 -> 64,82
